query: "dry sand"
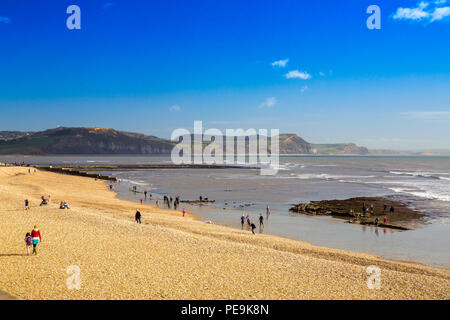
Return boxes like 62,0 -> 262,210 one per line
0,166 -> 448,300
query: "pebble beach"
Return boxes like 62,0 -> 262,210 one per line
0,166 -> 448,300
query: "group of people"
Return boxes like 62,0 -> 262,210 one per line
24,195 -> 52,209
362,203 -> 395,216
24,225 -> 42,255
59,201 -> 70,209
241,206 -> 271,235
162,195 -> 180,209
362,203 -> 394,226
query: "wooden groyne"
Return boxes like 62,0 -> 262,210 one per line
31,163 -> 257,182
36,166 -> 118,182
41,164 -> 258,171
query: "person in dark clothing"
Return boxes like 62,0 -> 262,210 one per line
259,213 -> 264,232
390,206 -> 395,215
240,215 -> 245,229
250,222 -> 257,234
144,191 -> 147,199
135,210 -> 141,224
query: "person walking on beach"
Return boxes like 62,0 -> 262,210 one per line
144,191 -> 147,199
31,225 -> 41,255
174,201 -> 177,210
25,232 -> 32,255
383,216 -> 388,224
259,213 -> 264,232
266,205 -> 270,220
24,199 -> 30,210
390,206 -> 395,215
246,215 -> 251,228
370,204 -> 374,215
182,209 -> 186,217
383,204 -> 387,214
240,215 -> 245,229
135,210 -> 141,224
250,221 -> 256,234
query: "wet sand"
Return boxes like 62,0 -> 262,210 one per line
0,166 -> 448,299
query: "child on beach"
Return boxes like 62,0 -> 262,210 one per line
25,233 -> 32,255
25,199 -> 30,210
250,222 -> 256,234
182,209 -> 186,217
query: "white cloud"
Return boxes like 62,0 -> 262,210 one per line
170,105 -> 181,112
0,16 -> 11,24
393,1 -> 430,20
271,59 -> 289,68
393,1 -> 450,22
259,97 -> 277,108
431,6 -> 450,20
284,70 -> 311,80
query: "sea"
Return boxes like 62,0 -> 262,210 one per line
3,155 -> 449,268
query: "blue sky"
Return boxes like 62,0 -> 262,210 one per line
0,0 -> 449,150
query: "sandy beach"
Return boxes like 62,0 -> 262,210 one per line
0,166 -> 448,300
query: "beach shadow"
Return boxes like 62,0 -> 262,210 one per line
0,253 -> 28,257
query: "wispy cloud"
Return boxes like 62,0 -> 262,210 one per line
271,59 -> 289,68
392,1 -> 450,23
401,111 -> 450,120
259,97 -> 277,108
300,85 -> 309,93
432,6 -> 450,20
170,105 -> 181,112
284,70 -> 311,80
0,16 -> 11,24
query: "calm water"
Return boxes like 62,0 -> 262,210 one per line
3,155 -> 450,268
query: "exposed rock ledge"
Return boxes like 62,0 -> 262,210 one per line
289,197 -> 425,230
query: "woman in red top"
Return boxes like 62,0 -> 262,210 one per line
31,225 -> 42,255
